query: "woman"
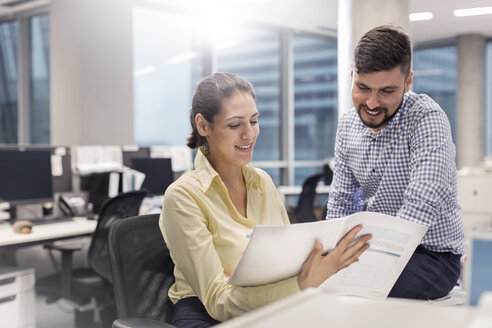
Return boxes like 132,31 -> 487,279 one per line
160,72 -> 371,327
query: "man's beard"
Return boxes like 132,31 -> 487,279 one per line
356,96 -> 404,130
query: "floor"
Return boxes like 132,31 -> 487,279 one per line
35,294 -> 76,328
35,291 -> 117,328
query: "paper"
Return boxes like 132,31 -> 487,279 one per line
51,154 -> 63,177
72,145 -> 123,174
121,167 -> 146,192
122,144 -> 140,152
108,172 -> 120,198
170,146 -> 193,172
150,145 -> 192,172
54,146 -> 67,156
150,145 -> 173,159
229,212 -> 428,299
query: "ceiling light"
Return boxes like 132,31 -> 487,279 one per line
134,66 -> 156,77
214,39 -> 241,51
409,12 -> 433,21
453,6 -> 492,17
226,0 -> 266,3
166,52 -> 198,65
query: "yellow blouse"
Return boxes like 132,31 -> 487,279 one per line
159,148 -> 300,321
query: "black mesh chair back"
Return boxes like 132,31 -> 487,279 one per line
108,213 -> 175,324
88,190 -> 148,283
323,163 -> 334,186
295,173 -> 323,222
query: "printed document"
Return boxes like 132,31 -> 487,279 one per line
228,212 -> 428,299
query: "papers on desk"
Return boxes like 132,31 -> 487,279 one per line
229,212 -> 427,299
0,211 -> 10,221
0,202 -> 10,221
120,167 -> 146,193
150,145 -> 192,172
71,145 -> 123,175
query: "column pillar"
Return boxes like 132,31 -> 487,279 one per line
50,0 -> 134,145
337,0 -> 410,118
456,34 -> 485,168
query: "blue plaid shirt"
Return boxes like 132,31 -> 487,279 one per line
326,91 -> 464,255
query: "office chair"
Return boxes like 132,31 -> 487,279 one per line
295,164 -> 333,223
323,162 -> 334,186
295,173 -> 324,222
36,190 -> 148,328
108,213 -> 175,328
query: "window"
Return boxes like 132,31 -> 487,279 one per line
217,27 -> 282,162
293,33 -> 337,185
215,26 -> 282,184
133,7 -> 338,186
413,45 -> 457,140
0,20 -> 18,144
133,7 -> 202,146
0,11 -> 50,145
30,13 -> 50,144
486,40 -> 492,156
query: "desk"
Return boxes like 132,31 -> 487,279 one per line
0,218 -> 97,249
0,267 -> 35,328
217,289 -> 474,328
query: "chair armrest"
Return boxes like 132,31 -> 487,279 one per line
112,318 -> 176,328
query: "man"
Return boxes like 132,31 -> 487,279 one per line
326,25 -> 464,299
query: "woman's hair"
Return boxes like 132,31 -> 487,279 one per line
187,72 -> 255,149
354,25 -> 412,77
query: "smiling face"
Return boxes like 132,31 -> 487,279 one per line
196,91 -> 259,172
352,66 -> 413,132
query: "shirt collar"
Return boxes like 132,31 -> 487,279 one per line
194,147 -> 262,193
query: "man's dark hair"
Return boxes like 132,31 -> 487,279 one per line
354,25 -> 412,77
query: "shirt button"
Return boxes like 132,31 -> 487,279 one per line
372,168 -> 376,173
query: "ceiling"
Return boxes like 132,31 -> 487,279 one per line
409,0 -> 492,44
0,0 -> 492,44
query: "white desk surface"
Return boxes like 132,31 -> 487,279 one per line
277,185 -> 331,195
218,289 -> 474,328
277,185 -> 331,206
0,218 -> 97,248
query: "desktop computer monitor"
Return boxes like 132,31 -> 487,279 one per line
0,149 -> 53,203
130,157 -> 173,196
122,146 -> 150,167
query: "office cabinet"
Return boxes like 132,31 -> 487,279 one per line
457,170 -> 492,238
0,267 -> 35,328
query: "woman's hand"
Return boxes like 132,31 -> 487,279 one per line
297,225 -> 371,290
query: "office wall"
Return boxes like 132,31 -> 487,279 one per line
50,0 -> 134,145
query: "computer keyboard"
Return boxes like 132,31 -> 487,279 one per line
27,216 -> 74,226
